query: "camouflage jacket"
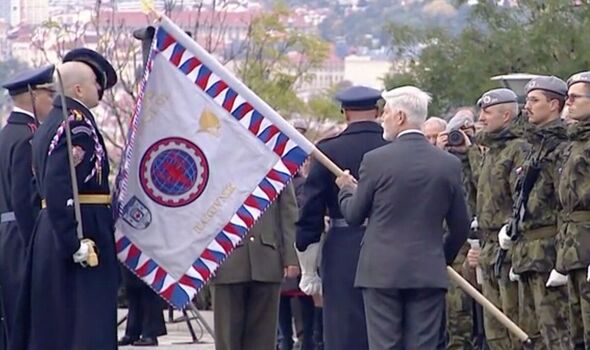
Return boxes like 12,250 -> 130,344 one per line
475,126 -> 529,266
556,120 -> 590,272
460,143 -> 484,218
512,119 -> 568,274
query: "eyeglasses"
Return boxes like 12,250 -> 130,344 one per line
566,93 -> 590,101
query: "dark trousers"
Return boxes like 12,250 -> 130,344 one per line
125,284 -> 167,339
313,307 -> 323,350
212,282 -> 281,350
362,287 -> 446,350
278,295 -> 315,350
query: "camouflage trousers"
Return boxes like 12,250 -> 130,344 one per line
518,271 -> 571,350
568,268 -> 590,350
446,273 -> 473,350
481,264 -> 519,350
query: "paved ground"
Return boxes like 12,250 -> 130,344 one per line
117,309 -> 216,349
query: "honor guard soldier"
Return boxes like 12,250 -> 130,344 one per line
471,88 -> 529,350
295,86 -> 387,350
500,76 -> 571,349
557,71 -> 590,349
12,48 -> 120,350
0,65 -> 55,347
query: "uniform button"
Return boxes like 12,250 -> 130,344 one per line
249,237 -> 255,242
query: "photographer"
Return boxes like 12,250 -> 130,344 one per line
436,109 -> 485,350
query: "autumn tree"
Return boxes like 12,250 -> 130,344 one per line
384,0 -> 590,115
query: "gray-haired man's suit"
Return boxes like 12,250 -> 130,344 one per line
338,131 -> 470,350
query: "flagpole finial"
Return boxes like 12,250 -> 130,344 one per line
141,0 -> 162,21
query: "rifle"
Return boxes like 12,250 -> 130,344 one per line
493,138 -> 546,278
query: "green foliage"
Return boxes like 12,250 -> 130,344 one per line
235,1 -> 329,115
383,0 -> 590,115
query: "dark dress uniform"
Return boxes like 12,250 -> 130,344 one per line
0,65 -> 54,347
119,268 -> 167,346
11,48 -> 120,350
296,86 -> 388,350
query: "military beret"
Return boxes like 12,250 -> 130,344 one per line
567,71 -> 590,88
1,65 -> 55,96
446,113 -> 474,133
334,86 -> 382,110
525,75 -> 567,96
63,48 -> 117,91
477,88 -> 518,109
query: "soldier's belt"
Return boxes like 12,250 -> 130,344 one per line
41,194 -> 111,209
0,212 -> 16,223
521,226 -> 556,241
562,210 -> 590,223
329,218 -> 368,228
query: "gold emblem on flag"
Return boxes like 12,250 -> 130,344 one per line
199,109 -> 221,136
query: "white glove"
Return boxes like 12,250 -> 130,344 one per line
509,267 -> 520,282
546,269 -> 569,287
299,274 -> 322,296
498,224 -> 513,250
587,265 -> 590,283
296,242 -> 322,296
72,240 -> 90,264
470,217 -> 478,231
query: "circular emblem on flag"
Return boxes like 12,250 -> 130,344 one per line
140,137 -> 209,207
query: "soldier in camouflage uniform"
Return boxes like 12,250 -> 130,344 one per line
557,71 -> 590,350
469,89 -> 529,350
499,76 -> 571,349
439,112 -> 481,349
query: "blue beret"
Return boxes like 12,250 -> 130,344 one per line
63,48 -> 117,90
2,65 -> 55,96
525,76 -> 567,96
334,86 -> 382,110
567,71 -> 590,88
477,88 -> 518,109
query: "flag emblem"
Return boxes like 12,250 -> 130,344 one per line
139,137 -> 209,207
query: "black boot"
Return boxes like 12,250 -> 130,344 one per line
133,337 -> 159,346
117,335 -> 139,346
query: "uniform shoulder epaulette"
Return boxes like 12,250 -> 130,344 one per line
316,131 -> 343,145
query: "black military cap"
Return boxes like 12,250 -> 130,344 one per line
525,75 -> 567,96
63,48 -> 118,91
477,88 -> 518,109
567,71 -> 590,88
335,86 -> 382,110
1,65 -> 55,96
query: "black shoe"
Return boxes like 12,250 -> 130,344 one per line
117,335 -> 138,346
133,337 -> 159,346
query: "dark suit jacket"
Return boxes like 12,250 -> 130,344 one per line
338,132 -> 470,290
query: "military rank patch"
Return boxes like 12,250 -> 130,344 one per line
72,146 -> 85,167
72,125 -> 93,136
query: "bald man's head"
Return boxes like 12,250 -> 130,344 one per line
57,61 -> 100,108
422,117 -> 447,146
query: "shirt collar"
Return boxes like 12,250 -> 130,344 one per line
397,129 -> 424,138
12,106 -> 35,119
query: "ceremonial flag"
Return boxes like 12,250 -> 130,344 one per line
115,15 -> 314,308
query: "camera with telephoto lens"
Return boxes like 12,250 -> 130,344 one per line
447,129 -> 466,147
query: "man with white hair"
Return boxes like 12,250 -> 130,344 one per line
335,86 -> 470,350
422,117 -> 447,146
